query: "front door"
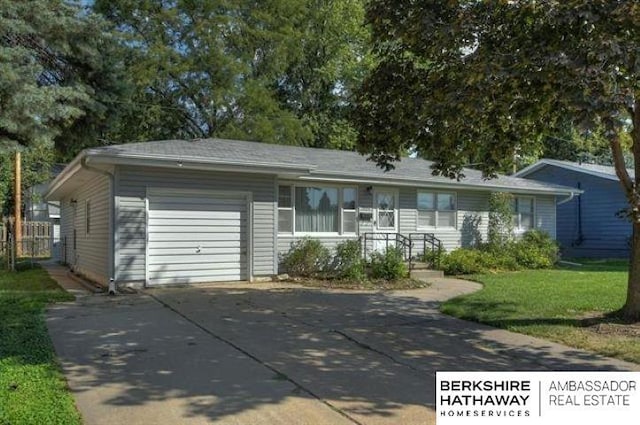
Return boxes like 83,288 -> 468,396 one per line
373,189 -> 397,252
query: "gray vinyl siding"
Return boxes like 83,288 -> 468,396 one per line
275,184 -> 557,260
59,174 -> 110,284
115,166 -> 276,283
59,200 -> 74,265
535,195 -> 556,239
522,165 -> 630,258
399,189 -> 490,252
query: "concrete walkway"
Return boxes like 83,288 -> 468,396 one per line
45,268 -> 640,425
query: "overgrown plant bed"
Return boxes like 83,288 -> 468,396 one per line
0,263 -> 81,425
280,238 -> 430,290
291,277 -> 430,291
441,260 -> 640,364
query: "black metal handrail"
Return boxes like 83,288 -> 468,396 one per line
361,232 -> 414,269
409,233 -> 443,268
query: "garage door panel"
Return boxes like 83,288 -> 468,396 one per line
148,232 -> 244,242
148,218 -> 245,227
148,224 -> 246,234
148,274 -> 243,285
148,262 -> 246,273
149,210 -> 244,220
149,199 -> 244,212
149,254 -> 246,265
147,268 -> 245,279
148,244 -> 246,255
147,192 -> 248,285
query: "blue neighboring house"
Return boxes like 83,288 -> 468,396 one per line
515,159 -> 631,259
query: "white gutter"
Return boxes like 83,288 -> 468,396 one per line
80,156 -> 117,294
297,174 -> 581,197
557,191 -> 577,205
87,152 -> 316,175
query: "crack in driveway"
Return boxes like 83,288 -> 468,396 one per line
146,291 -> 364,425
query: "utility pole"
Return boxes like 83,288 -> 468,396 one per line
14,151 -> 21,258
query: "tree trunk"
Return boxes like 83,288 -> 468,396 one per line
624,222 -> 640,320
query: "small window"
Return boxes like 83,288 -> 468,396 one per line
417,191 -> 456,229
277,186 -> 293,233
342,188 -> 357,234
512,197 -> 534,231
85,200 -> 91,235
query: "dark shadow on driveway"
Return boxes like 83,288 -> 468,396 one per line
47,286 -> 638,425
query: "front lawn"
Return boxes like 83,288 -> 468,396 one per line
441,260 -> 640,364
0,264 -> 81,425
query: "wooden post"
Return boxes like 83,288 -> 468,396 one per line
14,151 -> 21,258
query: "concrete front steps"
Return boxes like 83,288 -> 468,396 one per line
408,261 -> 444,280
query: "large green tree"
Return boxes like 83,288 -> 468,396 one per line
355,0 -> 640,320
94,0 -> 370,148
0,0 -> 128,154
0,0 -> 129,211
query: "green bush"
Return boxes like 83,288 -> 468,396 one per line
442,230 -> 558,275
441,249 -> 490,275
281,238 -> 330,277
511,230 -> 558,269
333,239 -> 366,281
421,246 -> 444,268
369,247 -> 408,280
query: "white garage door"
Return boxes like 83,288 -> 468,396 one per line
147,190 -> 248,285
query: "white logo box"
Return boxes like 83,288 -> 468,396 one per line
436,371 -> 640,425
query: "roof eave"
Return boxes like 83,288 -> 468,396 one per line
87,152 -> 316,175
44,152 -> 86,200
515,159 -> 620,181
301,172 -> 581,196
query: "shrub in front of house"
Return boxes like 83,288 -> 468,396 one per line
369,247 -> 408,280
282,237 -> 331,277
332,239 -> 366,281
510,230 -> 559,269
441,248 -> 491,275
442,230 -> 558,275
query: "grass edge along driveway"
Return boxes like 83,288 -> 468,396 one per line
441,260 -> 640,365
0,264 -> 81,425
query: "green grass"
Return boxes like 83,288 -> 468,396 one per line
441,260 -> 640,364
0,263 -> 81,425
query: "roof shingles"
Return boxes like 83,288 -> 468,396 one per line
89,138 -> 577,194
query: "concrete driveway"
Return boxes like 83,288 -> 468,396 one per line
47,277 -> 639,425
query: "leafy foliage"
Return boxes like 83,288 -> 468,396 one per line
511,230 -> 559,269
0,0 -> 129,156
356,0 -> 640,318
369,247 -> 408,280
441,230 -> 558,275
282,238 -> 331,277
94,0 -> 370,148
332,239 -> 366,281
487,192 -> 515,249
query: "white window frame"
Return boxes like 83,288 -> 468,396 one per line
277,183 -> 358,236
341,187 -> 358,235
85,200 -> 91,235
512,196 -> 536,232
416,190 -> 458,230
277,185 -> 293,234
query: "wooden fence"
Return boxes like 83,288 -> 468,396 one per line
1,220 -> 53,260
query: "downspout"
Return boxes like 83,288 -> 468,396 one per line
80,156 -> 117,295
557,191 -> 576,205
